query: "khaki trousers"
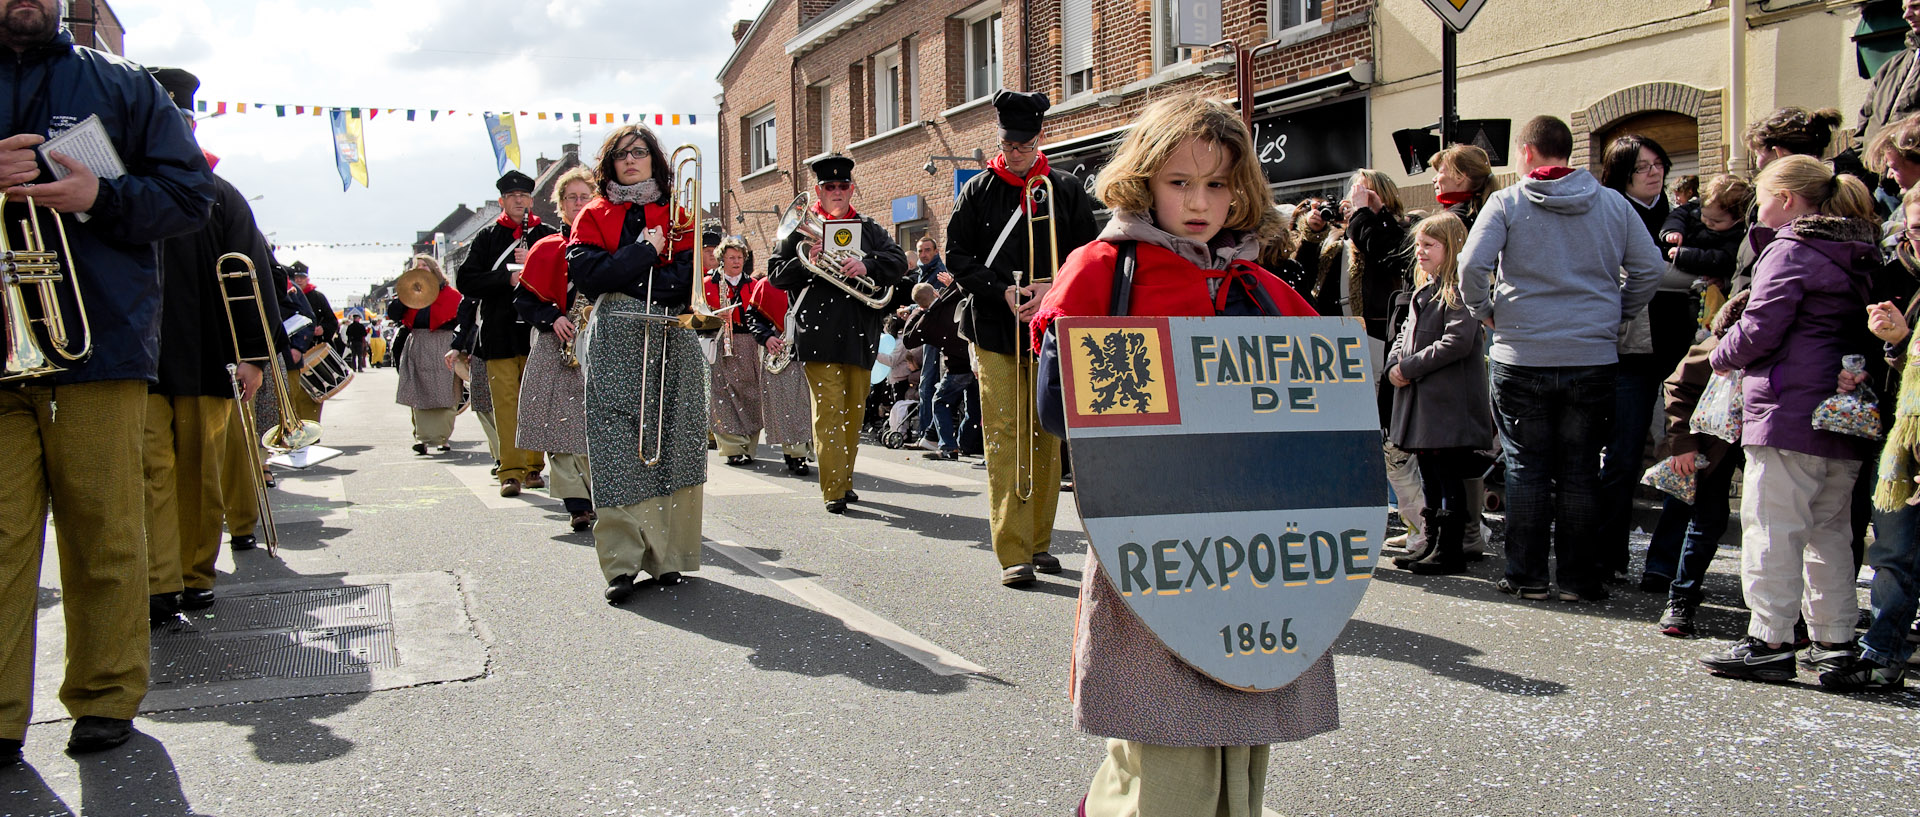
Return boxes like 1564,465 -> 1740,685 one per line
975,348 -> 1062,567
486,355 -> 544,483
144,395 -> 230,595
594,485 -> 702,581
476,410 -> 500,461
1740,445 -> 1862,645
220,402 -> 260,538
0,381 -> 151,741
411,407 -> 456,447
804,362 -> 866,503
714,431 -> 756,458
1083,739 -> 1270,817
290,376 -> 321,423
547,452 -> 592,502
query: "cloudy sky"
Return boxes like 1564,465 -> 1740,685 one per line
111,0 -> 766,307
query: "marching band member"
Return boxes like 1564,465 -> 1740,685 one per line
286,263 -> 335,422
566,124 -> 705,604
736,238 -> 814,475
707,230 -> 775,466
1029,96 -> 1329,817
516,167 -> 599,532
0,0 -> 215,759
449,294 -> 503,473
388,256 -> 464,455
221,261 -> 309,545
143,67 -> 280,624
769,154 -> 910,513
945,90 -> 1099,586
458,170 -> 560,497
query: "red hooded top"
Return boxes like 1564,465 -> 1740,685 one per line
1030,239 -> 1316,351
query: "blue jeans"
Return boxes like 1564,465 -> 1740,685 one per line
1598,367 -> 1661,574
1648,447 -> 1743,603
932,371 -> 976,453
1864,501 -> 1920,666
1490,361 -> 1617,591
917,349 -> 941,436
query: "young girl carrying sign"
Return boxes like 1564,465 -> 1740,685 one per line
1029,96 -> 1326,817
1383,213 -> 1494,576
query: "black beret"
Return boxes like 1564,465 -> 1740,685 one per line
147,67 -> 199,112
702,228 -> 723,247
288,261 -> 310,276
993,90 -> 1050,144
496,170 -> 536,195
809,153 -> 854,183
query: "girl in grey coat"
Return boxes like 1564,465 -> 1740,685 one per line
1386,213 -> 1496,574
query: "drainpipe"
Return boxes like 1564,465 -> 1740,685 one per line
1728,0 -> 1746,170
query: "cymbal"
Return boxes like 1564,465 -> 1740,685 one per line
396,267 -> 439,310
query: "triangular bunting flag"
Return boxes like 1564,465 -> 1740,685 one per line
588,114 -> 597,124
236,103 -> 247,113
621,114 -> 630,122
368,108 -> 378,119
407,110 -> 416,121
196,100 -> 207,112
689,114 -> 697,124
215,101 -> 226,115
654,115 -> 662,125
431,110 -> 439,121
276,105 -> 285,117
672,115 -> 681,125
572,113 -> 580,122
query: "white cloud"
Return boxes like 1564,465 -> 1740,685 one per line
110,0 -> 732,305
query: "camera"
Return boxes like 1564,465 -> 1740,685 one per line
1318,203 -> 1343,225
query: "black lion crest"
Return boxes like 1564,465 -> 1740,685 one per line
1079,330 -> 1156,414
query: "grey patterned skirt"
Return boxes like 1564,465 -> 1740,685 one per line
761,357 -> 813,447
396,329 -> 460,410
469,354 -> 493,414
582,293 -> 709,507
710,336 -> 764,437
517,329 -> 588,455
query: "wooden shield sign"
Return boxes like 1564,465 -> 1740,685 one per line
1056,316 -> 1387,691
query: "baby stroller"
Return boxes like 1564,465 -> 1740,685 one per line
880,399 -> 922,449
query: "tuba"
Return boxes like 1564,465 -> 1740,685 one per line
216,252 -> 324,557
774,193 -> 894,309
1,197 -> 92,382
1013,175 -> 1060,501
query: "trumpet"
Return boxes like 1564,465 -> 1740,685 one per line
774,192 -> 893,309
1013,175 -> 1060,501
216,252 -> 323,557
669,144 -> 726,333
1,196 -> 91,382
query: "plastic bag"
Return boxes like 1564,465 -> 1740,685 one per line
1642,453 -> 1709,505
1690,369 -> 1743,443
1812,354 -> 1883,440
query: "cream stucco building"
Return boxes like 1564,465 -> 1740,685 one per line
1370,0 -> 1876,207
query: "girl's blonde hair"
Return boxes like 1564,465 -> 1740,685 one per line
1350,168 -> 1404,219
1094,96 -> 1284,243
1410,213 -> 1468,309
408,254 -> 447,285
1754,155 -> 1876,222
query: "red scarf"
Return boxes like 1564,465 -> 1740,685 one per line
1527,166 -> 1576,181
811,201 -> 859,221
988,153 -> 1052,213
495,212 -> 543,238
298,281 -> 316,294
406,282 -> 464,330
1436,190 -> 1472,208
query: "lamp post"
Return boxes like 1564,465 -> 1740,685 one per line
1210,38 -> 1286,136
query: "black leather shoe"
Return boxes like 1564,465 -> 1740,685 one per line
825,499 -> 847,514
784,456 -> 810,475
843,489 -> 859,503
725,454 -> 752,467
657,572 -> 684,587
0,737 -> 20,766
604,574 -> 636,604
230,534 -> 258,552
1032,552 -> 1062,574
179,588 -> 215,610
149,593 -> 186,628
411,442 -> 427,455
66,716 -> 133,754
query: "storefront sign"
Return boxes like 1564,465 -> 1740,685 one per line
1252,97 -> 1368,187
891,194 -> 924,224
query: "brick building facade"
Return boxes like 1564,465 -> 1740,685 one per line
717,0 -> 1379,263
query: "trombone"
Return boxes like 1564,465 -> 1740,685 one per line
774,192 -> 894,309
1,196 -> 92,381
1013,175 -> 1060,501
217,252 -> 323,556
669,144 -> 727,333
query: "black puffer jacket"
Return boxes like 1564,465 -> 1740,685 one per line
2,29 -> 215,384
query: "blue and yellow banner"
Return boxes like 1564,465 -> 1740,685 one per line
329,109 -> 369,191
482,112 -> 521,175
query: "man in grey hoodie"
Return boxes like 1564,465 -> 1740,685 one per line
1459,115 -> 1665,601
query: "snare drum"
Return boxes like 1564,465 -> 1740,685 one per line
299,342 -> 356,402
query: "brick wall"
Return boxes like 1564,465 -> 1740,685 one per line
719,0 -> 804,260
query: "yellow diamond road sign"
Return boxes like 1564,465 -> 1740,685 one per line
1421,0 -> 1487,32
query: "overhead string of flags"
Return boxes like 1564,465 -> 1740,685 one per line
196,100 -> 707,192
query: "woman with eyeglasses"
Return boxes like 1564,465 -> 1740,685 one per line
565,124 -> 706,604
514,167 -> 599,533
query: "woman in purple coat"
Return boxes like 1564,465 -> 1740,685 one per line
1699,155 -> 1879,683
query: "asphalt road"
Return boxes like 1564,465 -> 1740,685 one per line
8,366 -> 1918,817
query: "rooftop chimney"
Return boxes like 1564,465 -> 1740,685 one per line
732,20 -> 752,42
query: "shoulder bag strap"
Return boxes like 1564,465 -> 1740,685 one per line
1109,240 -> 1137,317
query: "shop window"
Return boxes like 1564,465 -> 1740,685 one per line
1274,0 -> 1323,33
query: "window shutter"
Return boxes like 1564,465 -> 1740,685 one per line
1062,0 -> 1093,75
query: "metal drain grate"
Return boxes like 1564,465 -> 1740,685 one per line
150,584 -> 399,689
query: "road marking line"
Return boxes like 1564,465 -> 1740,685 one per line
707,538 -> 988,677
856,455 -> 985,488
703,461 -> 797,496
444,462 -> 560,509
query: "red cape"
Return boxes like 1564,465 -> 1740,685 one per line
1030,239 -> 1316,352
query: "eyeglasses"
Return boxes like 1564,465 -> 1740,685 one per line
819,181 -> 852,191
1634,162 -> 1664,175
609,147 -> 651,162
1001,141 -> 1039,154
560,193 -> 594,204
